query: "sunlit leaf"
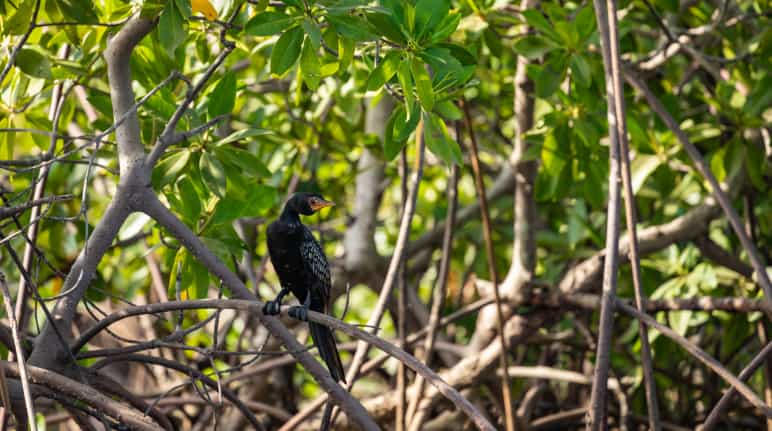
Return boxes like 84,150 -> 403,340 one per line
246,11 -> 297,36
15,48 -> 53,79
200,152 -> 227,198
208,72 -> 237,118
271,26 -> 304,76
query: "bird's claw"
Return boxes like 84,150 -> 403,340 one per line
263,301 -> 281,316
288,306 -> 308,322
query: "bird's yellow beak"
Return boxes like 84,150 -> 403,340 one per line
310,199 -> 335,211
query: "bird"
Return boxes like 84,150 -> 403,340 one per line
262,192 -> 346,383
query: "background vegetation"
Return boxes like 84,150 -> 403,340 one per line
0,0 -> 770,429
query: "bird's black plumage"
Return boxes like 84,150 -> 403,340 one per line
263,192 -> 346,383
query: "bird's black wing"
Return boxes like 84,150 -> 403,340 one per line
300,226 -> 331,309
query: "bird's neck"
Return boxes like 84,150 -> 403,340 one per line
279,206 -> 301,227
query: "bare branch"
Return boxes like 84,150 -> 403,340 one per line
406,162 -> 458,427
701,341 -> 772,430
0,274 -> 35,430
71,298 -> 496,430
587,0 -> 625,426
342,120 -> 425,387
615,299 -> 772,416
0,195 -> 73,219
0,361 -> 163,431
460,99 -> 515,431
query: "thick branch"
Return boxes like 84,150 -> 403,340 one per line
104,18 -> 156,173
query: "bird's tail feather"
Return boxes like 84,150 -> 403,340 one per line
309,322 -> 346,383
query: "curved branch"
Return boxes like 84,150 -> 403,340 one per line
0,361 -> 163,431
92,354 -> 261,430
71,298 -> 497,431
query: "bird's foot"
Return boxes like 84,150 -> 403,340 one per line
263,300 -> 282,316
288,306 -> 309,322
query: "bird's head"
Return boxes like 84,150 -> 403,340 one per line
287,192 -> 335,216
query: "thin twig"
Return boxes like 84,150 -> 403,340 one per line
0,195 -> 73,219
396,148 -> 408,431
615,299 -> 772,416
0,0 -> 43,86
72,298 -> 497,431
587,0 -> 624,427
147,46 -> 235,168
0,274 -> 36,430
339,120 -> 426,388
461,99 -> 515,431
701,341 -> 772,430
405,159 -> 459,428
608,0 -> 660,426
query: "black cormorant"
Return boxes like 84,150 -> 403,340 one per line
263,192 -> 346,382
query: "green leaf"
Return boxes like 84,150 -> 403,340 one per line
213,145 -> 272,178
174,0 -> 192,18
208,72 -> 237,118
152,149 -> 191,189
384,107 -> 406,161
168,248 -> 188,299
199,152 -> 227,198
210,184 -> 277,225
5,0 -> 35,35
522,9 -> 561,42
178,176 -> 202,225
482,27 -> 503,57
539,125 -> 569,199
423,112 -> 462,165
56,0 -> 99,23
15,48 -> 53,79
215,128 -> 272,146
396,103 -> 421,142
190,256 -> 210,299
398,59 -> 415,117
574,6 -> 596,43
415,0 -> 448,39
631,154 -> 662,193
570,54 -> 591,88
411,58 -> 434,111
710,145 -> 728,182
159,2 -> 187,56
245,11 -> 297,36
302,18 -> 322,49
338,37 -> 355,71
366,51 -> 400,91
434,99 -> 462,120
513,35 -> 557,60
430,11 -> 460,44
365,11 -> 407,44
271,26 -> 304,76
326,14 -> 377,41
300,36 -> 321,90
528,54 -> 567,98
744,74 -> 772,117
